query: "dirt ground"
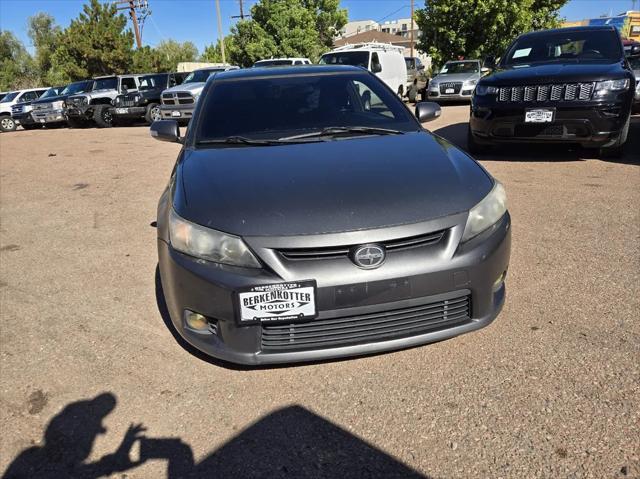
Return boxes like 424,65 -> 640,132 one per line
1,106 -> 639,478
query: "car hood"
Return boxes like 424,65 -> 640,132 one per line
32,94 -> 69,104
483,61 -> 627,84
432,72 -> 479,83
174,132 -> 493,237
163,82 -> 204,95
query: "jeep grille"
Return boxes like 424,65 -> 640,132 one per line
497,83 -> 595,102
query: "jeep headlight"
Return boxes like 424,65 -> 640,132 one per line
594,78 -> 630,97
134,93 -> 141,103
169,209 -> 261,268
474,84 -> 499,96
461,181 -> 507,242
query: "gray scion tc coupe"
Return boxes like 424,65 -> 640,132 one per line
151,65 -> 511,365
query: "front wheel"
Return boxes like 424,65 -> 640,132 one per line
0,115 -> 16,132
93,105 -> 113,128
66,117 -> 86,128
145,103 -> 161,125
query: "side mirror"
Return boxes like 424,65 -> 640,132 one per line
150,120 -> 182,143
415,101 -> 441,122
484,56 -> 496,69
372,62 -> 382,74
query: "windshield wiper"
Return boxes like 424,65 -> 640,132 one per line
197,136 -> 288,146
279,126 -> 405,141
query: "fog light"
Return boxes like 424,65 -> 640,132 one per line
184,310 -> 209,331
492,271 -> 506,291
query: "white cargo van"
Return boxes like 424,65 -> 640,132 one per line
319,43 -> 407,96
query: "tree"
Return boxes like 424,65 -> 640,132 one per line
27,12 -> 61,84
154,40 -> 198,71
201,36 -> 236,64
0,31 -> 38,90
415,0 -> 568,68
132,46 -> 163,72
49,0 -> 134,83
228,0 -> 347,67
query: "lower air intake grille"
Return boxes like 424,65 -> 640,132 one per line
261,293 -> 471,352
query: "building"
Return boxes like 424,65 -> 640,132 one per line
338,20 -> 380,38
380,18 -> 420,40
561,10 -> 640,41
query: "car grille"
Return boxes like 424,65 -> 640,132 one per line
162,92 -> 194,105
498,83 -> 594,102
261,293 -> 472,352
513,123 -> 589,138
32,102 -> 52,111
278,229 -> 447,261
67,97 -> 87,107
439,82 -> 462,94
116,94 -> 137,107
11,105 -> 24,115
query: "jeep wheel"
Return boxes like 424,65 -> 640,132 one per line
93,105 -> 113,128
0,115 -> 16,132
145,103 -> 161,125
599,114 -> 630,159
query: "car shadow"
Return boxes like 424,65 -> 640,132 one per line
433,117 -> 640,165
2,393 -> 429,479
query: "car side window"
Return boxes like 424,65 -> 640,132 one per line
20,92 -> 36,102
121,77 -> 137,92
371,52 -> 381,72
294,60 -> 302,65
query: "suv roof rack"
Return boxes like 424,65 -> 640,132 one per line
331,42 -> 404,54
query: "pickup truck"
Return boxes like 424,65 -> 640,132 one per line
30,80 -> 93,127
1,88 -> 48,132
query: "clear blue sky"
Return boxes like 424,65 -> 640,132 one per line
0,0 -> 637,54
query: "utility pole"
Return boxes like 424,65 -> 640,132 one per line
115,0 -> 149,48
215,0 -> 226,64
410,0 -> 414,58
232,0 -> 250,20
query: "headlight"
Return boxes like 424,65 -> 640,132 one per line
461,181 -> 507,242
134,94 -> 141,103
169,209 -> 261,268
594,78 -> 630,97
474,85 -> 499,96
51,100 -> 64,109
465,79 -> 478,86
429,82 -> 439,90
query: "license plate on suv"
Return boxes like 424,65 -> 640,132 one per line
525,109 -> 554,123
236,280 -> 317,323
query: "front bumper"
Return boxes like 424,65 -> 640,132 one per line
158,212 -> 511,365
160,104 -> 194,120
428,88 -> 474,101
65,105 -> 92,119
112,106 -> 146,118
469,95 -> 633,147
31,109 -> 66,124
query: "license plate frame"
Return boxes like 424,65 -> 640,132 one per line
445,88 -> 455,94
235,280 -> 317,324
115,107 -> 129,114
525,108 -> 555,123
171,111 -> 181,117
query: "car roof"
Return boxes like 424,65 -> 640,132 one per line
214,64 -> 363,81
518,25 -> 618,39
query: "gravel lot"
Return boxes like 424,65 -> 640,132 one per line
1,105 -> 639,478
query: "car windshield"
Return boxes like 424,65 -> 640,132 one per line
93,77 -> 117,90
503,30 -> 622,65
195,72 -> 418,143
319,52 -> 370,68
40,87 -> 63,99
0,92 -> 19,103
440,62 -> 479,74
184,69 -> 223,84
61,81 -> 92,95
254,60 -> 293,67
139,74 -> 167,90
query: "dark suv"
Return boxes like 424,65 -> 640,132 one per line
469,26 -> 636,157
112,72 -> 187,125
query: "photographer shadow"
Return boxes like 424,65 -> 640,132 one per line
3,393 -> 428,479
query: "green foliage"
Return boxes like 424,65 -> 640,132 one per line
228,0 -> 347,67
49,0 -> 134,82
132,46 -> 163,73
201,36 -> 236,64
0,31 -> 38,90
415,0 -> 568,68
153,39 -> 199,71
27,12 -> 61,85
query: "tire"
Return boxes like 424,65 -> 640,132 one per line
420,88 -> 428,102
599,114 -> 630,159
397,85 -> 404,99
145,103 -> 161,125
408,85 -> 418,103
467,125 -> 490,155
93,105 -> 113,128
0,115 -> 16,132
66,117 -> 86,129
